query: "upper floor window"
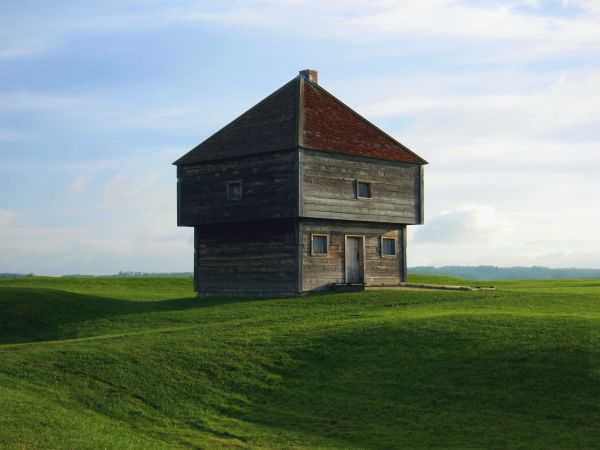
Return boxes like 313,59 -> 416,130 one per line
227,181 -> 242,201
356,181 -> 372,199
381,237 -> 396,256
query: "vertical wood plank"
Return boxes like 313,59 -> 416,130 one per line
296,219 -> 303,293
297,148 -> 304,217
418,165 -> 425,224
400,225 -> 407,282
194,226 -> 199,292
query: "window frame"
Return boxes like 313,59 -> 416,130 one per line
381,237 -> 397,257
226,180 -> 243,201
356,180 -> 372,200
311,233 -> 329,257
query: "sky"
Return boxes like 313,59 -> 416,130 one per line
1,0 -> 599,275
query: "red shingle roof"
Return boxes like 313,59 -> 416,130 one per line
175,74 -> 426,165
301,79 -> 424,164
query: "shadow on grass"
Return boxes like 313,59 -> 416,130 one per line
0,287 -> 255,345
231,319 -> 600,449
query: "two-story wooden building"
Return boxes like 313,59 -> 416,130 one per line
175,70 -> 427,297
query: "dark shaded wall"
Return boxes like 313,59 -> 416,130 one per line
178,150 -> 298,226
194,219 -> 297,297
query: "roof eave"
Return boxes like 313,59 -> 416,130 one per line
299,145 -> 427,165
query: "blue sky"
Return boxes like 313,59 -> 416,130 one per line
1,0 -> 599,275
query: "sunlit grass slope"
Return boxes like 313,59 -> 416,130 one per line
1,276 -> 599,449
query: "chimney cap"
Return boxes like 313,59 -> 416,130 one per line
299,69 -> 318,84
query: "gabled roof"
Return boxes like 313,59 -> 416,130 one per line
174,73 -> 427,165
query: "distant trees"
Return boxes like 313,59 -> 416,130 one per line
115,271 -> 193,277
409,265 -> 600,280
4,268 -> 597,280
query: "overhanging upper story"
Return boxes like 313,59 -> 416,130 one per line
175,70 -> 427,227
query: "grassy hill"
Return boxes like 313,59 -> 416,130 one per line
1,276 -> 599,449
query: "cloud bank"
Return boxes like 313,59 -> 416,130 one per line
1,0 -> 599,273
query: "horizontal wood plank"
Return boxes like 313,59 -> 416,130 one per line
301,151 -> 421,224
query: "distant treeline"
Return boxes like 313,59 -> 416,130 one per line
3,272 -> 195,278
112,271 -> 193,277
61,272 -> 194,278
5,268 -> 600,280
409,265 -> 600,280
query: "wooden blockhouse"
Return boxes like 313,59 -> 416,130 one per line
174,69 -> 427,296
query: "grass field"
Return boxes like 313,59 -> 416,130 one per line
1,275 -> 599,449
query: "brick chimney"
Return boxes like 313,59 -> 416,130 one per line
299,69 -> 318,84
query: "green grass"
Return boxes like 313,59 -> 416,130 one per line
1,276 -> 599,449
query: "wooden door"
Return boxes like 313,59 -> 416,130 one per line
345,236 -> 364,284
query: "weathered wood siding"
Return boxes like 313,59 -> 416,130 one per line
178,150 -> 297,226
301,149 -> 423,224
195,219 -> 297,297
301,219 -> 405,292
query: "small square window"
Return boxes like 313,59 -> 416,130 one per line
311,234 -> 328,256
357,181 -> 372,199
227,181 -> 242,201
382,237 -> 396,256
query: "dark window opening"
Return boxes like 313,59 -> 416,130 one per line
227,181 -> 242,201
382,237 -> 396,256
312,234 -> 328,256
357,181 -> 372,199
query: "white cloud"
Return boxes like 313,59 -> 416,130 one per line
4,1 -> 600,62
0,46 -> 37,60
414,204 -> 513,244
0,146 -> 194,275
0,91 -> 86,111
0,209 -> 16,226
164,0 -> 600,62
364,70 -> 600,142
565,0 -> 600,13
69,175 -> 90,193
0,151 -> 192,275
0,225 -> 192,275
0,128 -> 22,141
408,185 -> 600,268
0,90 -> 233,136
518,250 -> 600,268
1,0 -> 599,273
